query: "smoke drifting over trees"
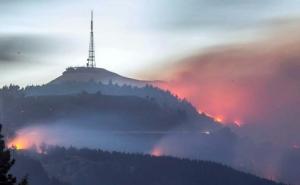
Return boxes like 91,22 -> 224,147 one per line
1,82 -> 299,184
13,146 -> 285,185
154,22 -> 300,147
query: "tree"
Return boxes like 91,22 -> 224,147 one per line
0,124 -> 28,185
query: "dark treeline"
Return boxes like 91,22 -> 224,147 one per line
25,81 -> 198,116
11,152 -> 70,185
13,146 -> 285,185
0,84 -> 218,135
0,124 -> 28,185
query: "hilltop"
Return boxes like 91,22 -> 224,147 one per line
48,67 -> 161,87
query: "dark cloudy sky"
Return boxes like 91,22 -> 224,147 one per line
1,0 -> 300,85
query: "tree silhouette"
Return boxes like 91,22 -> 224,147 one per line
0,124 -> 28,185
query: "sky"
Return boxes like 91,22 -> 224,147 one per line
1,0 -> 300,86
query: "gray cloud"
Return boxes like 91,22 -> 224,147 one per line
154,22 -> 300,145
1,0 -> 295,32
0,34 -> 67,65
146,0 -> 296,31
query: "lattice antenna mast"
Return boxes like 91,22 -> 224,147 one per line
87,10 -> 96,68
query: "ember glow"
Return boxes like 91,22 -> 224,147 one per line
7,137 -> 31,150
158,83 -> 242,125
151,147 -> 163,157
7,130 -> 42,151
214,116 -> 224,123
154,23 -> 300,146
6,125 -> 58,152
158,82 -> 247,126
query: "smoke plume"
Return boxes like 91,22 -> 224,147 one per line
154,21 -> 300,146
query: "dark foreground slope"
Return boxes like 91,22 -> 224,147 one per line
14,147 -> 284,185
11,153 -> 70,185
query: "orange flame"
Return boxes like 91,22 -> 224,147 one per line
155,79 -> 250,126
7,136 -> 32,150
151,147 -> 163,157
214,116 -> 224,123
7,129 -> 44,153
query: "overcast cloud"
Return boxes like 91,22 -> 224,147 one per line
1,0 -> 300,85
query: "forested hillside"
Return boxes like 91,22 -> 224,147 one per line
13,147 -> 285,185
0,84 -> 218,135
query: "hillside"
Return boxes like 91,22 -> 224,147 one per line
11,152 -> 70,185
48,67 -> 159,87
13,147 -> 285,185
1,84 -> 217,132
1,84 -> 220,153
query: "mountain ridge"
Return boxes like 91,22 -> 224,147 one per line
48,67 -> 163,87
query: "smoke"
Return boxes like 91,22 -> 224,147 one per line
153,21 -> 300,146
151,127 -> 237,164
0,34 -> 66,65
6,110 -> 300,184
7,119 -> 163,154
142,21 -> 300,184
149,125 -> 300,184
8,119 -> 300,184
278,148 -> 300,184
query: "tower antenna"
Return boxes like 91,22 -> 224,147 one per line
87,10 -> 96,68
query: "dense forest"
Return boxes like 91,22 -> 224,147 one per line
1,83 -> 294,185
12,146 -> 285,185
0,84 -> 218,137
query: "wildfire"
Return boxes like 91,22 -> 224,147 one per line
151,147 -> 163,157
7,136 -> 32,150
199,109 -> 246,126
156,82 -> 248,126
7,128 -> 44,152
200,111 -> 226,124
214,116 -> 224,123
